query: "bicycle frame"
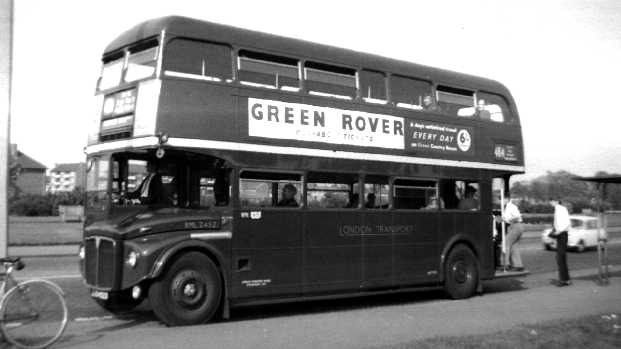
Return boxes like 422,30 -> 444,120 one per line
0,263 -> 19,299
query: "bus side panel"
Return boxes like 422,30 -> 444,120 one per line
304,211 -> 362,294
231,210 -> 303,299
362,211 -> 394,289
453,212 -> 494,278
393,211 -> 441,284
157,80 -> 237,141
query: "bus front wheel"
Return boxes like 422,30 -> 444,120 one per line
444,244 -> 479,299
149,252 -> 222,326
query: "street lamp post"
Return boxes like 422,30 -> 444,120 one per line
0,0 -> 14,258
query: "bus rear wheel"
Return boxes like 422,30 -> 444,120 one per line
444,244 -> 479,299
149,252 -> 222,326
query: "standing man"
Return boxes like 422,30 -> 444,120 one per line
550,198 -> 571,286
501,193 -> 524,271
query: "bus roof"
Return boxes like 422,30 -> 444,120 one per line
104,16 -> 513,98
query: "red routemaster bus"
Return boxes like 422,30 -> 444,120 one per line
81,16 -> 525,326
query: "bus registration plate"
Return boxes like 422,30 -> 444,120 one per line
91,290 -> 109,300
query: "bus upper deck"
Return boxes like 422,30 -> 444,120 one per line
88,16 -> 523,177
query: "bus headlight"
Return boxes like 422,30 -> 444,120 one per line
126,251 -> 139,268
78,245 -> 85,260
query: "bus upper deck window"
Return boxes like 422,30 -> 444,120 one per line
436,86 -> 475,117
99,56 -> 124,90
391,75 -> 432,110
238,50 -> 299,91
125,44 -> 159,83
163,39 -> 232,82
476,92 -> 512,123
360,70 -> 387,104
304,62 -> 356,100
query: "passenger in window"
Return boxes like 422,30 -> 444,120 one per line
277,183 -> 299,207
424,195 -> 445,210
476,99 -> 491,120
346,193 -> 359,208
365,193 -> 376,209
458,185 -> 480,210
422,95 -> 439,112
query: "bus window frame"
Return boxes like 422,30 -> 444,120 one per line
162,38 -> 234,84
362,174 -> 391,210
391,177 -> 439,211
475,90 -> 515,124
360,69 -> 388,105
238,168 -> 305,209
390,74 -> 433,111
237,50 -> 301,92
303,61 -> 358,100
305,171 -> 360,210
440,179 -> 482,213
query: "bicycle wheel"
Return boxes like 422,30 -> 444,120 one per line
0,279 -> 68,349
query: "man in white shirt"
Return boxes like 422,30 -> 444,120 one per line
501,193 -> 524,271
550,198 -> 571,286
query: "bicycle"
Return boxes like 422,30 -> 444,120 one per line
0,257 -> 68,348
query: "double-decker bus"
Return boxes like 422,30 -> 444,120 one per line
81,16 -> 525,326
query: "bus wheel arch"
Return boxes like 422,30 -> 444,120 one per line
441,240 -> 480,299
148,242 -> 229,325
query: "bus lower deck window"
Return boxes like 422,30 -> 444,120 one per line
240,171 -> 302,208
307,172 -> 359,209
440,180 -> 480,211
393,179 -> 437,210
364,175 -> 390,209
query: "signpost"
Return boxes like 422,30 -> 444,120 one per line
0,0 -> 14,258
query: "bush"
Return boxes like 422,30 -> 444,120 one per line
521,214 -> 553,224
9,188 -> 84,216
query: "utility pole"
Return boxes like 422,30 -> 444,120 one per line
0,0 -> 14,258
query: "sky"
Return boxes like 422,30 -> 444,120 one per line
8,0 -> 621,179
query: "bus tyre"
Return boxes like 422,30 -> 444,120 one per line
444,244 -> 479,299
95,290 -> 143,314
149,252 -> 221,326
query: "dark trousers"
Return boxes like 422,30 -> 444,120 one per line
556,231 -> 570,281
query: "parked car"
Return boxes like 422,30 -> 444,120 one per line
541,215 -> 606,252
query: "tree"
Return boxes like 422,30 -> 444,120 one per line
509,170 -> 621,213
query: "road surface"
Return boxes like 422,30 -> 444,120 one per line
10,239 -> 621,348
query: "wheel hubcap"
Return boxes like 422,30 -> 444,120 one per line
183,283 -> 197,297
171,270 -> 207,308
452,260 -> 469,284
